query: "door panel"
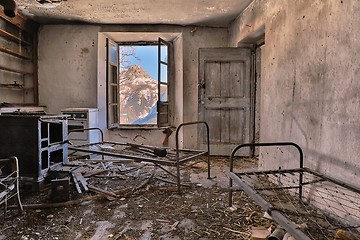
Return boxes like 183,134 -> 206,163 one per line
199,48 -> 253,156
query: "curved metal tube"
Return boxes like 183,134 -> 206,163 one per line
175,121 -> 210,193
229,142 -> 304,206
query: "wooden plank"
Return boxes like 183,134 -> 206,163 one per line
71,172 -> 82,194
205,108 -> 221,143
220,62 -> 230,144
230,61 -> 245,97
220,62 -> 230,97
73,172 -> 88,191
0,29 -> 31,46
0,64 -> 33,74
230,109 -> 245,144
204,97 -> 250,109
204,61 -> 220,96
0,46 -> 31,59
220,109 -> 230,143
88,185 -> 119,198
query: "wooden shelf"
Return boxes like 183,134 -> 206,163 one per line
0,47 -> 32,60
0,14 -> 37,105
0,29 -> 32,46
0,65 -> 33,75
0,83 -> 24,90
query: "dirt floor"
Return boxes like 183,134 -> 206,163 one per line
0,156 -> 275,240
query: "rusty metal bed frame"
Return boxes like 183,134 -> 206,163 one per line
68,121 -> 210,193
0,156 -> 23,219
229,142 -> 360,240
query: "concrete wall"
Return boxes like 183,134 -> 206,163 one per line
38,25 -> 101,113
229,0 -> 360,184
38,24 -> 228,148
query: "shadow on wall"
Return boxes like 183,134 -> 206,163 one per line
280,97 -> 360,185
304,148 -> 360,182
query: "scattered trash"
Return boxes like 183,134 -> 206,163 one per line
169,221 -> 179,231
283,232 -> 295,240
250,226 -> 271,240
263,211 -> 272,220
334,229 -> 360,240
229,206 -> 237,212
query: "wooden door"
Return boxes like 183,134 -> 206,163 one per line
198,48 -> 253,156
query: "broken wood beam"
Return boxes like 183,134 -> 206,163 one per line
71,172 -> 82,194
72,172 -> 88,191
87,185 -> 119,198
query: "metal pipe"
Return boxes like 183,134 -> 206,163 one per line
230,172 -> 311,240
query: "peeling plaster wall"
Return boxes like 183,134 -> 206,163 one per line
229,0 -> 360,184
38,25 -> 227,148
38,25 -> 100,112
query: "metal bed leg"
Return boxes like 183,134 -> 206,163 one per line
11,157 -> 23,212
175,121 -> 210,194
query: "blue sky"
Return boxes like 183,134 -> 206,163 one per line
126,46 -> 158,80
121,45 -> 168,82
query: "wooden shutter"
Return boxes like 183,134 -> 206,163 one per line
157,37 -> 171,127
106,38 -> 120,128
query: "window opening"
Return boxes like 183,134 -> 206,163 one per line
118,42 -> 168,125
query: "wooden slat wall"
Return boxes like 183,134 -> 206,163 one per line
0,7 -> 38,105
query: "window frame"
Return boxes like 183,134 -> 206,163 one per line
106,38 -> 172,129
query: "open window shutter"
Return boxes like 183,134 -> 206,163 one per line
106,38 -> 120,128
157,37 -> 171,127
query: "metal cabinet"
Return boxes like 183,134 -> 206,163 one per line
61,108 -> 100,146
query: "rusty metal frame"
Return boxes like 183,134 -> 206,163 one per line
0,156 -> 23,218
69,121 -> 210,193
229,142 -> 360,240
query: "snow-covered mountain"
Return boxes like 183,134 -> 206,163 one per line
119,64 -> 164,124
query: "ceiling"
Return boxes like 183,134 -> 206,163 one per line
15,0 -> 254,27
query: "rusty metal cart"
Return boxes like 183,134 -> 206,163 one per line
229,142 -> 360,240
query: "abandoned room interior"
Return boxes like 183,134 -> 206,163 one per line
0,0 -> 359,239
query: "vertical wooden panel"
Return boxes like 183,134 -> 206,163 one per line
230,108 -> 245,143
205,62 -> 220,96
220,62 -> 230,97
205,61 -> 221,143
230,61 -> 245,97
206,109 -> 221,143
220,62 -> 230,143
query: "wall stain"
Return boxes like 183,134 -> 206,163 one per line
81,48 -> 90,54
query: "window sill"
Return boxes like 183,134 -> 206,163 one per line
110,125 -> 172,131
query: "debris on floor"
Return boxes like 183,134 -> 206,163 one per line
1,156 -> 273,240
